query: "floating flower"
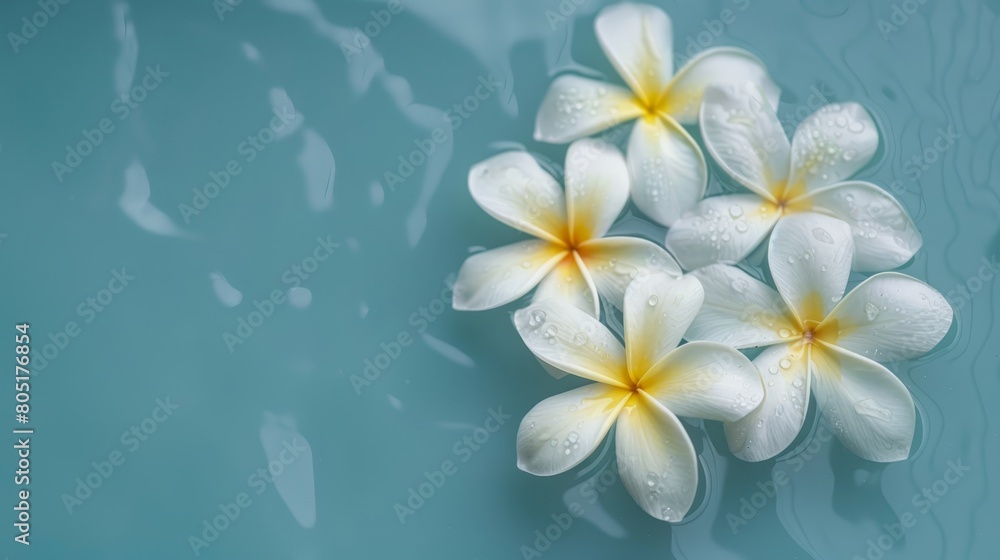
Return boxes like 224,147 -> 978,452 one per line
665,82 -> 922,271
685,212 -> 952,461
534,3 -> 778,226
452,139 -> 680,316
513,273 -> 762,520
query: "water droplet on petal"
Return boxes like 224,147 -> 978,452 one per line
812,227 -> 835,244
865,302 -> 880,321
854,398 -> 892,421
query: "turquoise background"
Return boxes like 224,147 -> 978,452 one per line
2,0 -> 998,558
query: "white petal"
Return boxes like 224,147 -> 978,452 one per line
686,264 -> 798,349
628,116 -> 707,226
801,181 -> 921,272
641,341 -> 762,422
821,272 -> 953,362
469,151 -> 568,245
616,393 -> 698,522
664,47 -> 779,125
453,241 -> 566,311
699,82 -> 790,199
534,75 -> 643,144
513,298 -> 631,387
768,212 -> 854,324
788,102 -> 879,191
577,236 -> 682,309
624,273 -> 705,378
723,342 -> 811,461
811,344 -> 916,462
594,3 -> 673,102
532,252 -> 600,318
564,139 -> 631,243
664,193 -> 780,270
517,384 -> 631,476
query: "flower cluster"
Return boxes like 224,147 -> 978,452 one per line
452,3 -> 953,522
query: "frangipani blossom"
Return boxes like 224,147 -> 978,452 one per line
534,3 -> 778,226
453,139 -> 681,316
666,82 -> 922,271
513,273 -> 763,521
685,212 -> 952,462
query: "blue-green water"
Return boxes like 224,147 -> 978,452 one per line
1,0 -> 998,558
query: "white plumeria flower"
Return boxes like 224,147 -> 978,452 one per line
513,273 -> 763,521
666,82 -> 922,271
685,212 -> 953,462
452,139 -> 681,316
534,3 -> 778,227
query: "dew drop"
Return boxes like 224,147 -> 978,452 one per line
854,398 -> 892,421
865,302 -> 880,321
812,227 -> 835,244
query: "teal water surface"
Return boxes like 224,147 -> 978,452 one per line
1,0 -> 999,558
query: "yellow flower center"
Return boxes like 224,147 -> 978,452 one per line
771,179 -> 812,214
783,295 -> 839,347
